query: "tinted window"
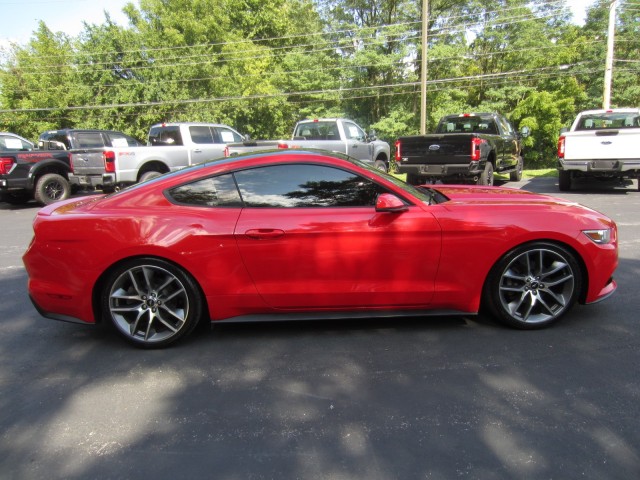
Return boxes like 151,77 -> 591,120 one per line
576,113 -> 640,130
294,122 -> 340,141
168,174 -> 242,207
189,126 -> 215,144
149,126 -> 183,146
40,133 -> 71,150
76,133 -> 106,148
234,164 -> 387,208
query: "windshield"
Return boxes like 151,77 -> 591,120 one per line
575,112 -> 640,130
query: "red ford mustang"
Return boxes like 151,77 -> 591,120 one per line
23,150 -> 618,348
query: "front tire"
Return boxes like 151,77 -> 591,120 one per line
510,156 -> 523,182
34,173 -> 70,205
484,242 -> 582,329
373,159 -> 388,172
101,258 -> 203,348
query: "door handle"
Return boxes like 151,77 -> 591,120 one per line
193,149 -> 202,153
245,228 -> 285,240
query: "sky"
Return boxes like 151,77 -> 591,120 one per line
0,0 -> 595,48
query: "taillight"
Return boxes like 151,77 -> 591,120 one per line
0,157 -> 15,175
103,151 -> 116,173
471,137 -> 483,161
395,140 -> 401,161
557,136 -> 565,158
277,142 -> 289,149
224,146 -> 230,157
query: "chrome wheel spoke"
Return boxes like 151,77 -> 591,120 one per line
498,247 -> 576,325
109,264 -> 190,344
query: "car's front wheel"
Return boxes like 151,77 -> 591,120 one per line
484,242 -> 582,329
101,258 -> 203,348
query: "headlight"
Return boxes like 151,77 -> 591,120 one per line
583,229 -> 612,244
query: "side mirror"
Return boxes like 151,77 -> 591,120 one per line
375,193 -> 408,213
559,127 -> 568,135
520,126 -> 530,138
368,129 -> 378,141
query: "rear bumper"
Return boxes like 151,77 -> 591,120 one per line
397,161 -> 484,178
558,158 -> 640,175
69,173 -> 116,188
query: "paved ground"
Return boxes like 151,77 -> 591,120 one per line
1,178 -> 639,479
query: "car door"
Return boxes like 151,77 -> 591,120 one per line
233,163 -> 441,309
342,121 -> 373,161
188,126 -> 224,162
496,117 -> 519,168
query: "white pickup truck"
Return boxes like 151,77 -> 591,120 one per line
69,122 -> 244,192
226,118 -> 392,172
557,108 -> 640,191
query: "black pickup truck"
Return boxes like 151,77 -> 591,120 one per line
395,113 -> 529,185
0,132 -> 71,205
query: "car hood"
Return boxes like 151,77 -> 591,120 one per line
433,185 -> 579,208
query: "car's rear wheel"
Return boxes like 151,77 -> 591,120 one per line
139,170 -> 162,183
102,258 -> 203,348
484,242 -> 582,329
34,173 -> 70,205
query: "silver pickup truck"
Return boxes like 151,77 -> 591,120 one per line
226,118 -> 391,172
557,108 -> 640,191
69,122 -> 244,192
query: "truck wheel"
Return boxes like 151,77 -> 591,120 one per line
558,170 -> 571,191
139,171 -> 162,183
34,173 -> 71,205
374,159 -> 388,172
510,157 -> 523,181
479,162 -> 494,186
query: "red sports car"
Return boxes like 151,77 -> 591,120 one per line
23,150 -> 618,348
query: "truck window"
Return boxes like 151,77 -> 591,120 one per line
576,113 -> 640,130
215,127 -> 243,143
0,135 -> 33,151
40,133 -> 72,150
189,126 -> 215,144
76,133 -> 106,149
294,122 -> 340,141
108,133 -> 143,147
149,126 -> 183,146
343,122 -> 366,141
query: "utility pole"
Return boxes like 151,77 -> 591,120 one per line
603,0 -> 617,109
420,0 -> 429,134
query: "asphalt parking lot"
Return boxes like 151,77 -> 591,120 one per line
1,177 -> 639,479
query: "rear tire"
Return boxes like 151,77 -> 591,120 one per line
139,170 -> 162,183
101,258 -> 203,348
479,162 -> 494,186
558,170 -> 571,191
34,173 -> 70,205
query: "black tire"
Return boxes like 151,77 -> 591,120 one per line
558,170 -> 571,191
483,242 -> 582,329
34,173 -> 71,205
374,159 -> 388,173
139,170 -> 162,183
101,258 -> 203,348
478,162 -> 494,186
510,156 -> 523,182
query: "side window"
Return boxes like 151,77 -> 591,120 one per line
76,133 -> 106,149
343,122 -> 366,141
149,126 -> 183,146
215,127 -> 243,143
40,134 -> 71,150
0,135 -> 32,151
109,133 -> 142,147
168,173 -> 242,207
189,126 -> 215,144
233,164 -> 388,208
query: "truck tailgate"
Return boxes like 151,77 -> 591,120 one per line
399,134 -> 471,164
564,130 -> 639,160
71,150 -> 105,175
